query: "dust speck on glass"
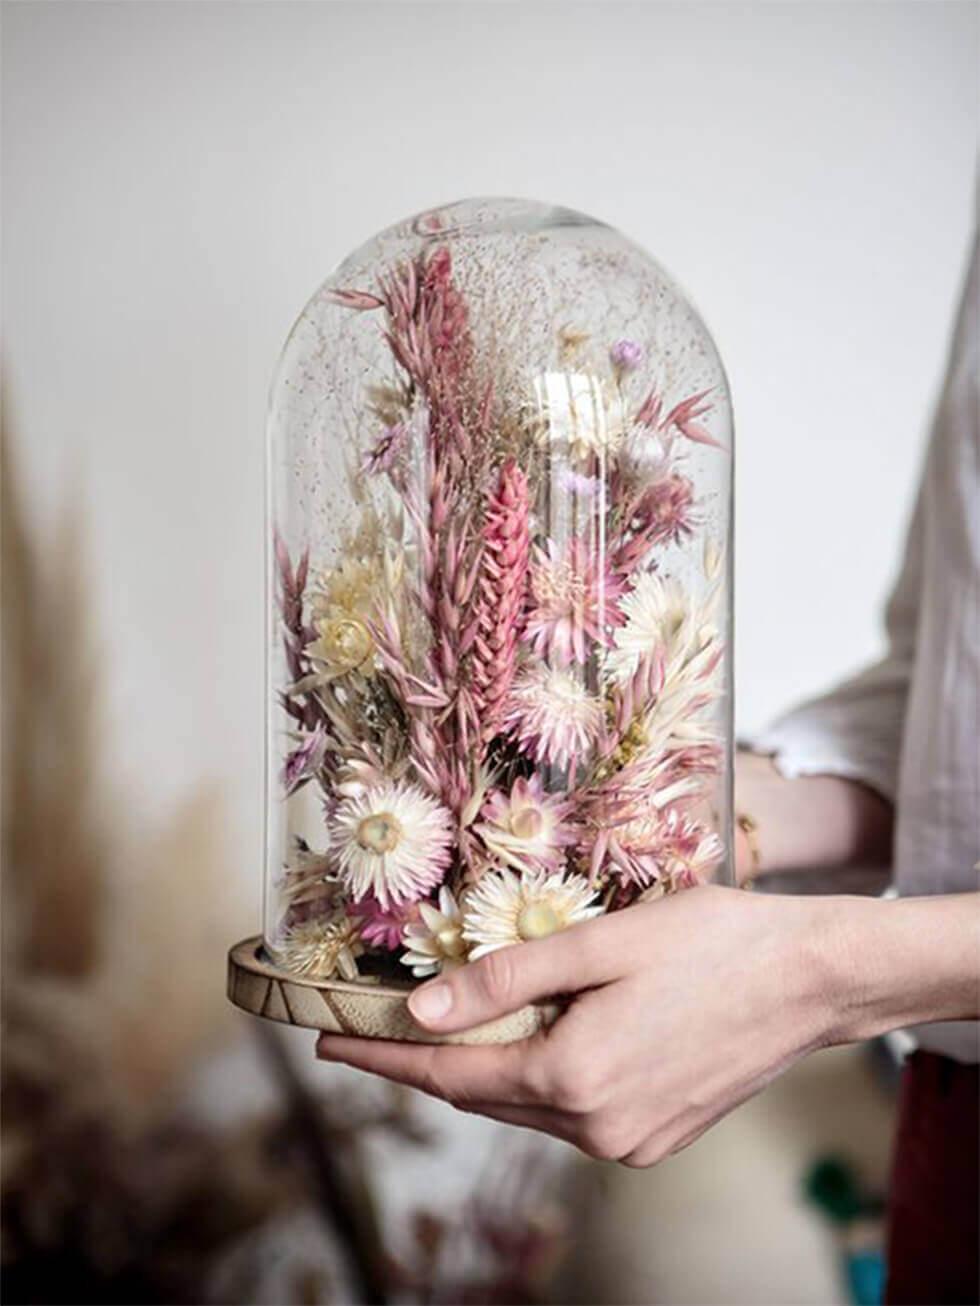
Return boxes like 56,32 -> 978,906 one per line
266,196 -> 733,987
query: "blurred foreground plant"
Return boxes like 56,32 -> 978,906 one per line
0,430 -> 581,1305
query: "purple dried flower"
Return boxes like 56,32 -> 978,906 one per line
610,338 -> 644,374
559,469 -> 603,498
282,725 -> 328,796
361,420 -> 410,476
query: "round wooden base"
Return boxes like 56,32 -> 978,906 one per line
227,936 -> 558,1045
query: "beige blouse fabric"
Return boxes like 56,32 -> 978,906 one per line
755,231 -> 979,1064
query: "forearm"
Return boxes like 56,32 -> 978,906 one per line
820,892 -> 980,1044
734,749 -> 893,884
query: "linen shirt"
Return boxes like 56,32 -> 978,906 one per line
754,232 -> 979,1064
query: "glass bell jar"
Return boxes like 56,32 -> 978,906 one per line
237,196 -> 733,1035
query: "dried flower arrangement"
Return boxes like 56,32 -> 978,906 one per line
261,199 -> 731,1009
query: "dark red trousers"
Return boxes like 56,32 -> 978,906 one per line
885,1051 -> 979,1305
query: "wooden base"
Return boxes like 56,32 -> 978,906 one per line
227,936 -> 559,1045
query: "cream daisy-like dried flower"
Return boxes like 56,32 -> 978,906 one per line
306,613 -> 374,679
278,912 -> 364,981
502,665 -> 604,771
474,775 -> 575,875
606,571 -> 719,690
462,867 -> 603,958
400,886 -> 468,978
305,555 -> 385,682
330,780 -> 454,909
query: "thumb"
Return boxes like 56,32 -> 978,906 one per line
407,916 -> 618,1034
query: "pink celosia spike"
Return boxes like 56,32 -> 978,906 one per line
467,459 -> 530,749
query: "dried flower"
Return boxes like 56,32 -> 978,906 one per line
609,338 -> 644,375
524,538 -> 626,665
558,469 -> 603,498
349,894 -> 421,950
703,537 -> 723,581
462,868 -> 602,958
277,913 -> 363,980
400,886 -> 467,977
304,556 -> 389,682
281,726 -> 329,796
311,556 -> 384,620
474,775 -> 575,875
635,385 -> 726,451
606,571 -> 718,690
605,809 -> 723,891
468,459 -> 530,745
503,665 -> 604,772
361,420 -> 411,476
611,472 -> 695,573
532,372 -> 627,461
307,614 -> 374,679
330,781 -> 454,909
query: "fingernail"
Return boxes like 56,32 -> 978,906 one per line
409,982 -> 452,1025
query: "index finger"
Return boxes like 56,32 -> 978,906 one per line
315,1032 -> 546,1107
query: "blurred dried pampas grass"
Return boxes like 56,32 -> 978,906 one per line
0,422 -> 278,1301
1,425 -> 246,1107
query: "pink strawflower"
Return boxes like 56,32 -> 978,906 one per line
350,894 -> 421,950
468,459 -> 531,744
524,538 -> 627,665
474,775 -> 576,874
502,665 -> 604,771
598,808 -> 722,891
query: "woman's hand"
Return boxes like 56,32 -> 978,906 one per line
317,886 -> 979,1165
316,886 -> 849,1166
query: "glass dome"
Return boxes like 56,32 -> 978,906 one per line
265,196 -> 732,987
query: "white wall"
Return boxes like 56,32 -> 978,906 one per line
4,1 -> 976,882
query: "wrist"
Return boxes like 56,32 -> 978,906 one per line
809,893 -> 980,1046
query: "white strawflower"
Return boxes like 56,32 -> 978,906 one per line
532,371 -> 628,460
502,665 -> 604,771
400,886 -> 467,978
606,572 -> 719,689
330,781 -> 454,909
462,868 -> 603,959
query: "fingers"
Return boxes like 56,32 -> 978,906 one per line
315,1032 -> 545,1106
407,913 -> 626,1035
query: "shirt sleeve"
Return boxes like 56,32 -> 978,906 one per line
748,441 -> 925,805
